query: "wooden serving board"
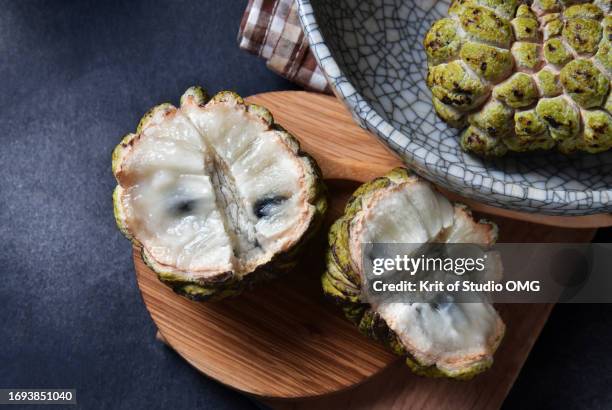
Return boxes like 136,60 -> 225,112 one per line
134,91 -> 600,408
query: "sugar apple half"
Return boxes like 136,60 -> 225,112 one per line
323,168 -> 505,379
112,86 -> 327,301
424,0 -> 612,156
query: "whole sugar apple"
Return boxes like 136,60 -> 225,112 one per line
424,0 -> 612,156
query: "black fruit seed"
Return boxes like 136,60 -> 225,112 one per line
254,195 -> 287,218
172,199 -> 197,216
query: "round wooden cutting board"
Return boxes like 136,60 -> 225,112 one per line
133,91 -> 607,403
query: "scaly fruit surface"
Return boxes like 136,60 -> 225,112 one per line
424,0 -> 612,156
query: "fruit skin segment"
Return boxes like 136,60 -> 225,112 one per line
322,168 -> 505,379
424,0 -> 612,156
112,86 -> 327,301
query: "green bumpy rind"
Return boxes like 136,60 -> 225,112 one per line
423,18 -> 463,66
112,86 -> 328,301
460,42 -> 514,82
560,60 -> 610,109
512,42 -> 541,71
424,0 -> 612,156
513,5 -> 540,41
427,61 -> 489,111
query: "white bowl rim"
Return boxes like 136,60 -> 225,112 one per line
296,0 -> 612,216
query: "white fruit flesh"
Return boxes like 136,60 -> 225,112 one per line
348,179 -> 504,375
182,99 -> 313,271
115,98 -> 315,280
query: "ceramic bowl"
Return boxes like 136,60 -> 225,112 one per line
296,0 -> 612,215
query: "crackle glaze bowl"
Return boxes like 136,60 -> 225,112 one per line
296,0 -> 612,215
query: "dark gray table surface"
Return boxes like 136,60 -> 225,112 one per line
1,1 -> 610,409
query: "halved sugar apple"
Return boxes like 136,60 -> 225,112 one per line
323,168 -> 505,379
424,0 -> 612,156
112,86 -> 327,301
